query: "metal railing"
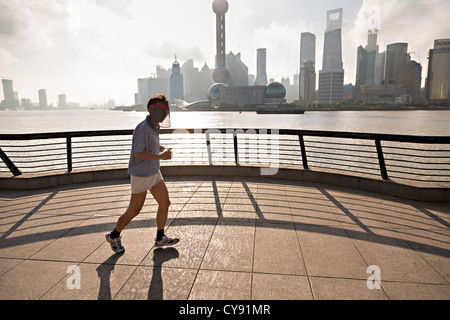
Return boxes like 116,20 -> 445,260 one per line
1,129 -> 450,183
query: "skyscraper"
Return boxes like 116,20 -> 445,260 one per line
299,32 -> 316,103
2,79 -> 15,101
356,29 -> 379,88
169,58 -> 184,105
299,60 -> 316,104
137,77 -> 168,106
227,51 -> 249,87
318,8 -> 344,104
58,94 -> 67,108
426,39 -> 450,101
384,43 -> 409,81
254,48 -> 268,86
38,89 -> 48,109
395,60 -> 422,102
182,59 -> 201,102
212,0 -> 230,84
0,79 -> 20,110
300,32 -> 316,67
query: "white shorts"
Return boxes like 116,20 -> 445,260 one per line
130,170 -> 164,194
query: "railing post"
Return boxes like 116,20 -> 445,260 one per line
0,148 -> 22,176
375,139 -> 388,180
298,135 -> 308,169
233,130 -> 239,166
66,137 -> 73,173
206,131 -> 213,166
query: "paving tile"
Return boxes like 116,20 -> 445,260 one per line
252,273 -> 313,300
310,276 -> 389,300
141,222 -> 215,269
289,199 -> 340,226
346,226 -> 447,284
394,228 -> 450,282
201,220 -> 254,272
0,191 -> 55,217
0,213 -> 89,259
85,220 -> 156,266
188,270 -> 252,300
29,215 -> 117,262
253,222 -> 306,275
256,202 -> 292,223
381,281 -> 450,300
115,266 -> 197,300
0,258 -> 23,277
42,260 -> 137,300
295,224 -> 368,279
0,259 -> 68,299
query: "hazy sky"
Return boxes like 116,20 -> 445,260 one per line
1,0 -> 449,106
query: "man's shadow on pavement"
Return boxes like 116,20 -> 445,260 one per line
148,247 -> 179,300
96,247 -> 179,300
96,253 -> 123,300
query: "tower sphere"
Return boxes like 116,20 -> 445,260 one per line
266,82 -> 287,99
212,0 -> 229,14
212,66 -> 230,84
208,83 -> 228,100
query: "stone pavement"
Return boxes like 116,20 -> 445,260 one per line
0,176 -> 449,300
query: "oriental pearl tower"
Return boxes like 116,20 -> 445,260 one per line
212,0 -> 230,84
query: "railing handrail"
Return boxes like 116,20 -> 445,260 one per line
1,128 -> 450,144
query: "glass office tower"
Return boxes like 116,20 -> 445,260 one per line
318,8 -> 344,104
426,39 -> 450,101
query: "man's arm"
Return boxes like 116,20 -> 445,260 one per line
134,148 -> 172,161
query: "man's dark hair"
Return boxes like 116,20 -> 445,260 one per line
147,94 -> 169,109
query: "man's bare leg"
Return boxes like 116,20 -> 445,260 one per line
150,179 -> 171,231
150,179 -> 178,246
115,191 -> 147,232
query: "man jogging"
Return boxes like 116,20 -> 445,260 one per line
106,94 -> 179,254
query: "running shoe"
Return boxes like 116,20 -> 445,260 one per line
154,235 -> 179,248
105,233 -> 125,254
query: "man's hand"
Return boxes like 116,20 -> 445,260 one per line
160,148 -> 172,160
160,146 -> 165,152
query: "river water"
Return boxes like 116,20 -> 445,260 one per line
0,109 -> 449,136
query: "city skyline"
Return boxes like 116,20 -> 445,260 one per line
1,0 -> 450,106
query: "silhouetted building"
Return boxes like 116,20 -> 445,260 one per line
219,85 -> 266,106
254,48 -> 268,86
212,0 -> 230,84
374,50 -> 386,85
1,79 -> 20,109
200,63 -> 214,100
38,89 -> 48,109
384,43 -> 409,81
356,30 -> 379,88
2,79 -> 15,101
299,60 -> 316,104
395,60 -> 422,103
58,94 -> 67,108
359,84 -> 382,102
227,51 -> 249,87
318,8 -> 344,103
182,59 -> 202,102
343,84 -> 357,101
299,32 -> 316,103
426,39 -> 450,101
137,77 -> 168,106
300,32 -> 316,67
170,58 -> 184,105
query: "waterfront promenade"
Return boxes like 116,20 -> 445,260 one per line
0,175 -> 449,300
